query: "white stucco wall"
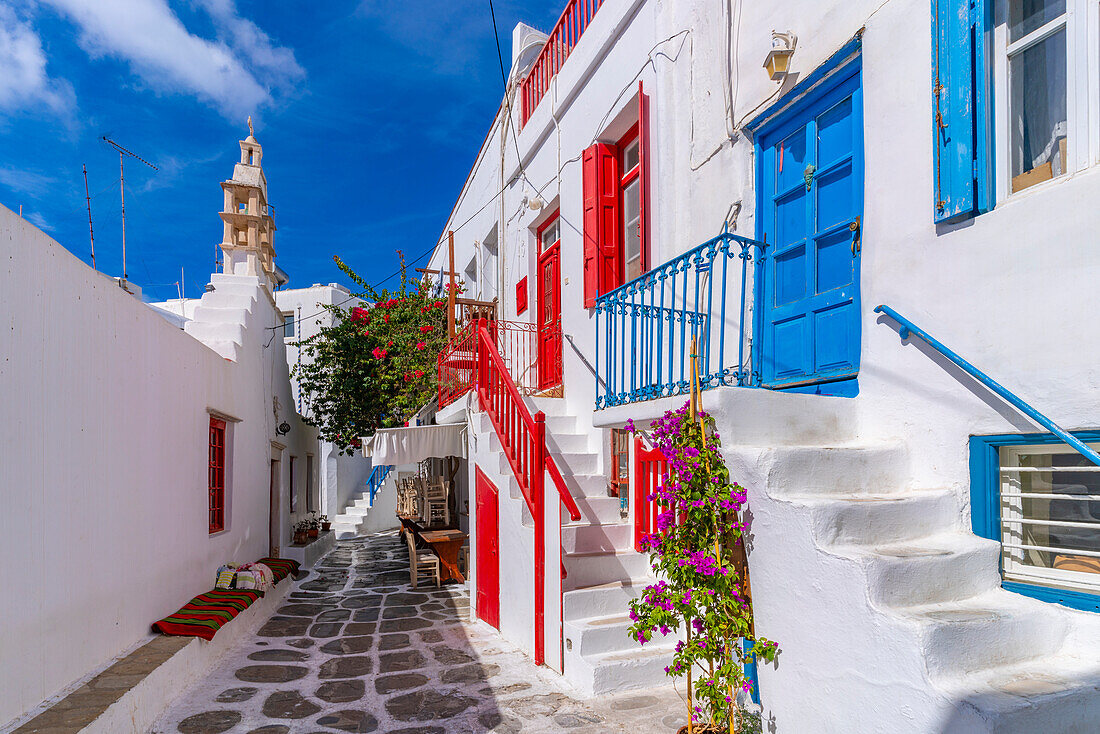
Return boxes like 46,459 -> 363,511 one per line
0,205 -> 317,727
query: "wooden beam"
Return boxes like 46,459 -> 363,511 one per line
415,267 -> 459,276
447,231 -> 456,339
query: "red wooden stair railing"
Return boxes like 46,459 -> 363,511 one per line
475,325 -> 581,667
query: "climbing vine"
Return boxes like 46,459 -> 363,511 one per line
627,402 -> 778,733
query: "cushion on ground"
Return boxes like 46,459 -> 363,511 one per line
256,557 -> 300,584
152,589 -> 263,640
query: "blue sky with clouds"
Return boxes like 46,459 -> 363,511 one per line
0,0 -> 562,300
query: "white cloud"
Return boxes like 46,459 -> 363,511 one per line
40,0 -> 303,118
0,164 -> 57,196
0,4 -> 76,117
24,210 -> 53,231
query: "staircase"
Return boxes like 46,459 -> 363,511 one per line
719,406 -> 1100,733
473,396 -> 676,697
182,273 -> 259,361
332,466 -> 400,539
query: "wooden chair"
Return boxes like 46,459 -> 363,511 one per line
406,532 -> 440,588
458,544 -> 470,577
425,478 -> 450,528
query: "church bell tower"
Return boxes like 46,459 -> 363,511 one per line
219,117 -> 277,287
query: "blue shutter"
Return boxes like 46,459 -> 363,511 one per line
932,0 -> 990,222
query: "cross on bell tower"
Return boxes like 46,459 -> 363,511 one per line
218,117 -> 277,287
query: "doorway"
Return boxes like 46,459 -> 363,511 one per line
269,458 -> 281,557
537,215 -> 563,391
757,61 -> 864,396
475,468 -> 500,629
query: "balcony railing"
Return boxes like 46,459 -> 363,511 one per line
594,229 -> 768,409
520,0 -> 605,125
438,319 -> 552,409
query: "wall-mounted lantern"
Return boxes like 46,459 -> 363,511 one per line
276,421 -> 291,436
764,31 -> 797,81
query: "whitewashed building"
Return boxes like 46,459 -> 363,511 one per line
0,127 -> 327,729
427,0 -> 1100,730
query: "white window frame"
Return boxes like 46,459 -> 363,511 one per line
992,0 -> 1100,203
999,441 -> 1100,595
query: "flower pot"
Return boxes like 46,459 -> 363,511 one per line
321,522 -> 331,532
308,528 -> 319,539
293,531 -> 307,545
677,727 -> 724,734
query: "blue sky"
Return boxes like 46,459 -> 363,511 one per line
0,0 -> 562,300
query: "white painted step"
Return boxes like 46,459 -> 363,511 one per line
938,654 -> 1100,733
563,550 -> 652,590
477,411 -> 577,436
582,641 -> 680,696
726,443 -> 909,497
564,580 -> 648,621
858,533 -> 1002,608
487,430 -> 591,456
561,522 -> 633,554
191,304 -> 252,323
792,487 -> 961,546
895,590 -> 1068,677
185,320 -> 246,345
564,614 -> 638,656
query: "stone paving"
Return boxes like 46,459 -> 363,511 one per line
152,530 -> 687,733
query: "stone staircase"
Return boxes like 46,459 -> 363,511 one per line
476,398 -> 676,697
331,469 -> 403,539
182,273 -> 260,361
723,430 -> 1100,733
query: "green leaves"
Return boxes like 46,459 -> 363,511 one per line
294,256 -> 450,454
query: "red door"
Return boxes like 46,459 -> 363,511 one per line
537,215 -> 562,390
475,468 -> 500,629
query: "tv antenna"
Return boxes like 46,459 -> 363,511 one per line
101,136 -> 158,281
82,163 -> 96,271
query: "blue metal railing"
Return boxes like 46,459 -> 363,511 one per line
875,305 -> 1100,467
366,464 -> 395,506
594,229 -> 767,409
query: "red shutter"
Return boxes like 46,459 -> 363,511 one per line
638,82 -> 650,274
582,142 -> 620,307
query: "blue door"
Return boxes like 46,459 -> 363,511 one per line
757,65 -> 863,395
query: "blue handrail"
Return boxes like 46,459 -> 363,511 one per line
367,464 -> 395,506
594,228 -> 767,409
875,304 -> 1100,467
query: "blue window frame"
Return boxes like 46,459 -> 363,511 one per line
970,431 -> 1100,613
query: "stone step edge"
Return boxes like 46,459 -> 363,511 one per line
9,576 -> 294,734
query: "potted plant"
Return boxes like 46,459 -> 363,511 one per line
627,402 -> 779,733
319,515 -> 331,532
307,512 -> 320,539
293,520 -> 309,545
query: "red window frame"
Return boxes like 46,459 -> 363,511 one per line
209,417 -> 226,533
582,82 -> 650,305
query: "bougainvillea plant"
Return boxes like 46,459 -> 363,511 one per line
627,401 -> 779,733
294,254 -> 456,453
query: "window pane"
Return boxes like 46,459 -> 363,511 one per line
1000,444 -> 1100,585
622,139 -> 640,173
622,179 -> 641,280
540,219 -> 560,252
282,313 -> 295,338
1009,0 -> 1065,42
1009,29 -> 1067,192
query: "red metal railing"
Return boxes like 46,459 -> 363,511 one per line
520,0 -> 605,125
438,319 -> 549,409
476,325 -> 581,667
633,436 -> 674,552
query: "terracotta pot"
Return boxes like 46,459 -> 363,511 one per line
676,727 -> 724,734
308,528 -> 319,539
321,522 -> 331,531
294,531 -> 307,545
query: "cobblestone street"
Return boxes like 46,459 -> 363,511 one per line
153,531 -> 685,733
